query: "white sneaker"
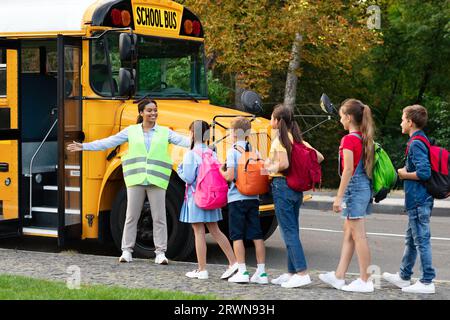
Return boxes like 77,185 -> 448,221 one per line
228,271 -> 250,283
271,273 -> 292,285
186,270 -> 209,280
402,281 -> 435,294
281,274 -> 312,288
319,271 -> 345,290
341,278 -> 374,293
221,263 -> 239,279
154,253 -> 169,265
382,272 -> 411,288
251,272 -> 269,285
119,251 -> 132,263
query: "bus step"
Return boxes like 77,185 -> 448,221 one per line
32,207 -> 80,214
43,185 -> 80,192
22,227 -> 58,238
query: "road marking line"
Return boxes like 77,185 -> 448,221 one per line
301,227 -> 450,242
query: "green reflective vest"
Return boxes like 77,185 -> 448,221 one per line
121,124 -> 173,189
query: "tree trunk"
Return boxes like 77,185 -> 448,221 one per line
234,73 -> 245,111
284,33 -> 302,110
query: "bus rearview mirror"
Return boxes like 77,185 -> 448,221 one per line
320,93 -> 337,115
119,33 -> 137,61
119,68 -> 136,96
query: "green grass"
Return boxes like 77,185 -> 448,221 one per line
0,274 -> 217,300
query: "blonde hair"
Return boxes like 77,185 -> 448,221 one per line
340,99 -> 375,178
231,116 -> 251,141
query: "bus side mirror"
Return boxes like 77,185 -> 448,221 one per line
119,33 -> 137,61
241,90 -> 263,114
119,68 -> 136,96
320,93 -> 337,115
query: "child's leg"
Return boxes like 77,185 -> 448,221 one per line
206,222 -> 237,266
253,239 -> 266,265
349,218 -> 371,282
399,219 -> 417,281
233,240 -> 246,264
335,219 -> 355,279
192,223 -> 207,271
413,205 -> 436,284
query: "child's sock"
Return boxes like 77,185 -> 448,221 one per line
256,264 -> 266,274
238,263 -> 247,273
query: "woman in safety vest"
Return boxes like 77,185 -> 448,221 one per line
67,98 -> 190,264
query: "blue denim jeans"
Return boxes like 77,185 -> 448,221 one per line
271,177 -> 307,273
400,203 -> 436,284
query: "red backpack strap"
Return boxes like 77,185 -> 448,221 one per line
405,135 -> 430,156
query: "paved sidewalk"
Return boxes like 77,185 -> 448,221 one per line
0,248 -> 449,300
304,191 -> 450,216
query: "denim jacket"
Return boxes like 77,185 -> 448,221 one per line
404,130 -> 434,210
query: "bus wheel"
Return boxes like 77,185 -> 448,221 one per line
110,176 -> 195,261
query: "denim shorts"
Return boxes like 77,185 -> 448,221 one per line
342,174 -> 373,219
228,199 -> 263,241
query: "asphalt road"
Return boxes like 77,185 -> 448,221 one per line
206,209 -> 450,282
1,208 -> 449,282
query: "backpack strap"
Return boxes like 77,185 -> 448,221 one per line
405,135 -> 430,156
349,132 -> 363,140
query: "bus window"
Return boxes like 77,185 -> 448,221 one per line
0,49 -> 5,97
136,37 -> 207,99
89,33 -> 207,99
90,33 -> 120,97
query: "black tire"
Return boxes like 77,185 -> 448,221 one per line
110,174 -> 195,261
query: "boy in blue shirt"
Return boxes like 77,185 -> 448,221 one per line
219,117 -> 268,284
383,105 -> 436,294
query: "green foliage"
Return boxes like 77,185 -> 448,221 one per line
207,70 -> 232,106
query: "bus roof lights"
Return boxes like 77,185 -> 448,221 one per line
183,20 -> 193,35
111,8 -> 122,26
121,10 -> 131,27
192,20 -> 201,36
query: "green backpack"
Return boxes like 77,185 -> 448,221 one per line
372,142 -> 398,203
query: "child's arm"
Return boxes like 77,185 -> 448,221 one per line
264,150 -> 289,174
177,151 -> 197,184
333,149 -> 353,213
398,140 -> 431,181
303,140 -> 325,163
220,149 -> 235,182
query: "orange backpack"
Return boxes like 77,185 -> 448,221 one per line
233,143 -> 270,196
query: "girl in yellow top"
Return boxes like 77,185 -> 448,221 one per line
265,105 -> 323,288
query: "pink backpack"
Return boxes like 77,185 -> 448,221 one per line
191,149 -> 228,210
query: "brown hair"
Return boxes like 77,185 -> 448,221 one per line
189,120 -> 210,150
403,104 -> 428,129
340,99 -> 375,178
230,116 -> 251,141
271,104 -> 303,160
136,98 -> 157,124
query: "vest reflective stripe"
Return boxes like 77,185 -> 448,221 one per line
122,157 -> 147,167
121,124 -> 173,189
123,169 -> 171,181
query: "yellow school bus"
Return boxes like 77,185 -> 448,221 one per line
0,0 -> 276,259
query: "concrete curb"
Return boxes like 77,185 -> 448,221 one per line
303,194 -> 450,217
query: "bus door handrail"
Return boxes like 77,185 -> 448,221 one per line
25,110 -> 58,219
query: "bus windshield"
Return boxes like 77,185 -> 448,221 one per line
90,32 -> 208,99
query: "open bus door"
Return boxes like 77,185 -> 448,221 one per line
0,40 -> 22,239
57,36 -> 83,246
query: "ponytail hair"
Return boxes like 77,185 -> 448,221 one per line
189,120 -> 210,150
136,98 -> 157,124
271,104 -> 303,160
340,99 -> 375,178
